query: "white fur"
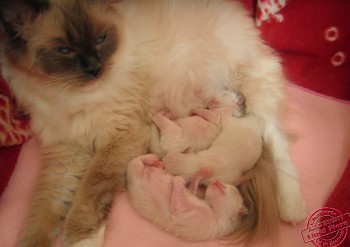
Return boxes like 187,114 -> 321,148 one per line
149,89 -> 245,156
118,0 -> 306,222
1,0 -> 306,245
162,112 -> 263,185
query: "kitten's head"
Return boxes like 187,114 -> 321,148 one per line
0,0 -> 122,90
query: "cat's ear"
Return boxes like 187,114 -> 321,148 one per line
0,0 -> 49,42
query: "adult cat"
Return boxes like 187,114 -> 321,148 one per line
0,1 -> 151,247
0,0 -> 306,246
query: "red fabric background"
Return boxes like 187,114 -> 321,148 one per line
253,1 -> 350,246
0,145 -> 21,194
0,75 -> 30,195
259,0 -> 350,101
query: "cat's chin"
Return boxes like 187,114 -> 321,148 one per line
79,79 -> 103,92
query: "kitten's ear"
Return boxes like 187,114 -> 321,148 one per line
0,0 -> 49,42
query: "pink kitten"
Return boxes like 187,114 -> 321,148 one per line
126,154 -> 247,241
151,90 -> 262,185
150,89 -> 245,156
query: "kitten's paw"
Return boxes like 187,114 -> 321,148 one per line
63,225 -> 105,247
277,184 -> 307,223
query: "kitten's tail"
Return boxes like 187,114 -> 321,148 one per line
225,142 -> 280,246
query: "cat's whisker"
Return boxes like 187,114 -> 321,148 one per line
37,71 -> 75,85
36,70 -> 58,80
40,74 -> 73,88
57,77 -> 77,92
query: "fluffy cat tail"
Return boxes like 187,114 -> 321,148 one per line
225,142 -> 280,246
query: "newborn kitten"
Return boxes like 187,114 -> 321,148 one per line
150,90 -> 245,157
126,154 -> 247,241
150,89 -> 262,186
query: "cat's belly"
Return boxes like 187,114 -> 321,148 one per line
146,70 -> 232,119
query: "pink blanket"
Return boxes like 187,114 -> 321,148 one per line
1,84 -> 349,247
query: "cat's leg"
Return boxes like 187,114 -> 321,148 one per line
250,102 -> 307,223
62,127 -> 149,247
264,123 -> 307,222
252,86 -> 306,222
18,144 -> 92,247
63,226 -> 106,247
238,61 -> 307,223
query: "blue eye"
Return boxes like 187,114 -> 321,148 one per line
55,47 -> 72,54
96,34 -> 107,45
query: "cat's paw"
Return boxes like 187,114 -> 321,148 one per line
63,202 -> 106,247
63,225 -> 105,247
18,221 -> 56,247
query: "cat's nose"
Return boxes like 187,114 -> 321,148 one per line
85,65 -> 101,77
80,56 -> 102,77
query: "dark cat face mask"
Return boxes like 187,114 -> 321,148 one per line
0,0 -> 121,89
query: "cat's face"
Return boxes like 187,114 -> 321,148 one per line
0,0 -> 121,90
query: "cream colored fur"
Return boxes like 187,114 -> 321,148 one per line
0,0 -> 306,246
126,155 -> 246,241
119,0 -> 307,225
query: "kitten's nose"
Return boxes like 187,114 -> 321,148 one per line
81,56 -> 102,77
